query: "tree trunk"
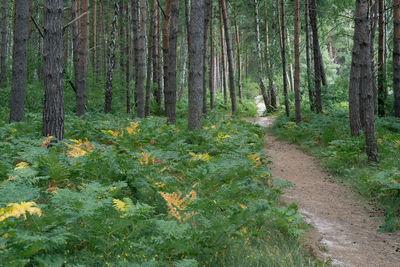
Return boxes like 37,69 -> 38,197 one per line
125,2 -> 131,113
305,0 -> 315,112
93,0 -> 97,79
394,0 -> 400,117
370,0 -> 378,113
209,4 -> 215,110
357,0 -> 379,162
349,0 -> 363,136
188,0 -> 205,130
152,1 -> 161,115
309,0 -> 323,113
218,4 -> 227,104
164,0 -> 179,123
279,0 -> 290,117
220,0 -> 237,114
378,0 -> 385,116
202,0 -> 211,115
104,2 -> 118,113
9,0 -> 29,122
234,4 -> 243,101
294,0 -> 302,123
76,0 -> 89,116
98,0 -> 104,82
0,0 -> 7,88
254,0 -> 269,112
42,0 -> 64,140
286,28 -> 294,93
132,0 -> 139,109
145,0 -> 154,117
135,0 -> 146,118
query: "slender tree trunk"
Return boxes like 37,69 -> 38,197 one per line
394,0 -> 400,117
254,0 -> 269,112
202,0 -> 211,115
0,0 -> 7,88
132,0 -> 139,109
178,37 -> 188,100
265,9 -> 275,110
370,0 -> 378,113
218,3 -> 227,104
294,0 -> 302,123
135,0 -> 146,118
152,2 -> 161,115
357,0 -> 380,162
220,0 -> 237,113
125,2 -> 131,113
209,4 -> 215,110
234,5 -> 243,101
279,0 -> 290,117
188,0 -> 205,130
98,0 -> 104,82
349,0 -> 363,136
145,0 -> 154,117
43,0 -> 64,140
163,0 -> 179,123
309,0 -> 323,113
286,28 -> 294,93
76,0 -> 89,116
104,2 -> 118,113
305,0 -> 315,111
93,0 -> 97,79
9,0 -> 29,122
378,0 -> 385,116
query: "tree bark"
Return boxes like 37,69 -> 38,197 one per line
188,0 -> 205,130
9,0 -> 29,122
135,0 -> 146,118
164,0 -> 179,123
104,2 -> 118,113
309,0 -> 323,113
220,0 -> 237,114
202,0 -> 211,115
0,0 -> 7,88
305,0 -> 315,112
378,0 -> 385,116
394,0 -> 400,117
209,4 -> 215,110
98,0 -> 104,82
152,1 -> 161,115
145,0 -> 154,117
42,0 -> 64,140
132,0 -> 139,109
218,3 -> 227,104
357,0 -> 379,162
294,0 -> 302,123
76,0 -> 89,116
279,0 -> 290,117
234,4 -> 242,101
370,0 -> 378,113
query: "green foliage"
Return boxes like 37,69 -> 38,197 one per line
0,105 -> 320,266
272,107 -> 400,232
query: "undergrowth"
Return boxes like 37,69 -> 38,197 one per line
0,101 -> 322,266
272,107 -> 400,232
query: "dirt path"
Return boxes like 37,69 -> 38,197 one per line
252,116 -> 400,267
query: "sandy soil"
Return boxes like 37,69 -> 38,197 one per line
252,116 -> 400,266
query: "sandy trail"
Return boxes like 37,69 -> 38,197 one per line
250,111 -> 400,266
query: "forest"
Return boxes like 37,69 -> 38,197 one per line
1,0 -> 400,266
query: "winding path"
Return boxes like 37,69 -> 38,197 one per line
251,99 -> 400,266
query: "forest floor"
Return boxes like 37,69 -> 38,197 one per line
251,99 -> 400,266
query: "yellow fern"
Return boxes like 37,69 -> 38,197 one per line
0,202 -> 42,222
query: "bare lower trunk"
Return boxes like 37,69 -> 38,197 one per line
145,0 -> 154,117
9,0 -> 29,122
42,0 -> 64,140
378,0 -> 385,116
294,0 -> 302,123
310,0 -> 323,113
209,5 -> 215,110
0,0 -> 7,87
136,0 -> 147,118
104,2 -> 118,113
188,0 -> 205,130
234,5 -> 242,100
220,0 -> 237,113
218,4 -> 227,104
305,0 -> 315,111
279,0 -> 290,117
394,0 -> 400,117
370,0 -> 378,113
152,3 -> 162,115
202,0 -> 211,115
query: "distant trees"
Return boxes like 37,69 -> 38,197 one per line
0,0 -> 6,88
